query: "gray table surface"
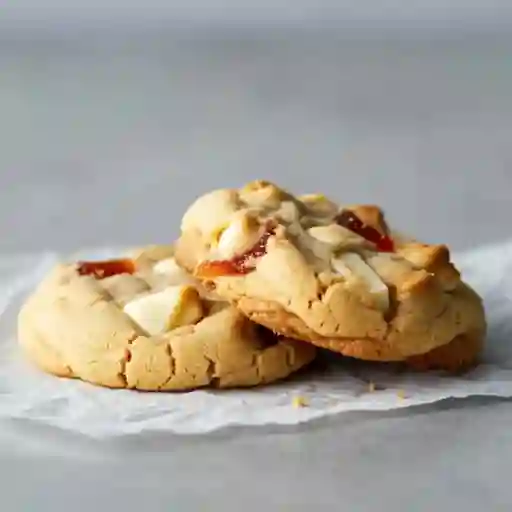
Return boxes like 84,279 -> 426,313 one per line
1,31 -> 512,511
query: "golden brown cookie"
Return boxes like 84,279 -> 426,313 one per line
18,245 -> 315,391
175,180 -> 486,362
404,332 -> 483,373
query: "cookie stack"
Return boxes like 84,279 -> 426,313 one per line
18,181 -> 486,391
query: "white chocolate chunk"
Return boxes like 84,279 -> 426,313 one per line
128,245 -> 175,264
100,275 -> 150,306
299,193 -> 327,202
181,189 -> 240,236
308,224 -> 367,248
216,213 -> 260,259
123,285 -> 203,335
275,200 -> 300,224
153,258 -> 191,283
331,253 -> 389,310
239,180 -> 283,207
287,222 -> 333,267
299,193 -> 339,217
141,257 -> 195,290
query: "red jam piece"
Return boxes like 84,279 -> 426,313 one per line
77,258 -> 136,279
336,210 -> 394,252
195,260 -> 241,278
196,225 -> 275,278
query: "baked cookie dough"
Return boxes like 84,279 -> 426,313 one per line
404,331 -> 483,373
175,180 -> 486,362
18,245 -> 316,391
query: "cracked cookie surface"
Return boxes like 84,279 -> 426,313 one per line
175,180 -> 486,362
17,245 -> 316,391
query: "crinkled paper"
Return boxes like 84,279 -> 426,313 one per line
1,242 -> 511,437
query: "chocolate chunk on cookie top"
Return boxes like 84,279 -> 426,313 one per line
17,245 -> 315,391
175,180 -> 486,361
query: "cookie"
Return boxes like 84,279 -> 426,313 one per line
404,332 -> 483,373
18,245 -> 316,391
175,180 -> 486,361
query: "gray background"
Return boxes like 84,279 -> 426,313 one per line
1,20 -> 512,512
4,0 -> 512,31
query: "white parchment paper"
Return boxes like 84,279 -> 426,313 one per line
1,242 -> 512,438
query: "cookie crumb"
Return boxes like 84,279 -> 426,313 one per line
292,396 -> 308,408
397,390 -> 406,400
